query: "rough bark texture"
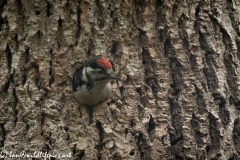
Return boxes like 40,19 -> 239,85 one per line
0,0 -> 240,159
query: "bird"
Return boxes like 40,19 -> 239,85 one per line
72,56 -> 121,107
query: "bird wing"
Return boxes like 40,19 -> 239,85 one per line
72,66 -> 85,92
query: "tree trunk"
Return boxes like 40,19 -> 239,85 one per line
0,0 -> 240,159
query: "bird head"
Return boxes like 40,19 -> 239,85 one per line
84,56 -> 121,82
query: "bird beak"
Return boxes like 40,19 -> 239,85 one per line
108,73 -> 121,80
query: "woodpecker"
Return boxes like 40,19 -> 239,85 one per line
72,56 -> 121,107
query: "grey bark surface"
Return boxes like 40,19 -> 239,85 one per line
0,0 -> 240,160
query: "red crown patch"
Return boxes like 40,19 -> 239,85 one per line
96,57 -> 112,70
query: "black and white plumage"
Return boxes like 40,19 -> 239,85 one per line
72,56 -> 121,107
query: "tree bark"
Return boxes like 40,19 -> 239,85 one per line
0,0 -> 240,159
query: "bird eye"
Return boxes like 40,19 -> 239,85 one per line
98,70 -> 103,74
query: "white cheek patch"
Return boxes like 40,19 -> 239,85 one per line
86,67 -> 95,73
86,67 -> 105,79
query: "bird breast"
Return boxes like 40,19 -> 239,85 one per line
73,81 -> 112,106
